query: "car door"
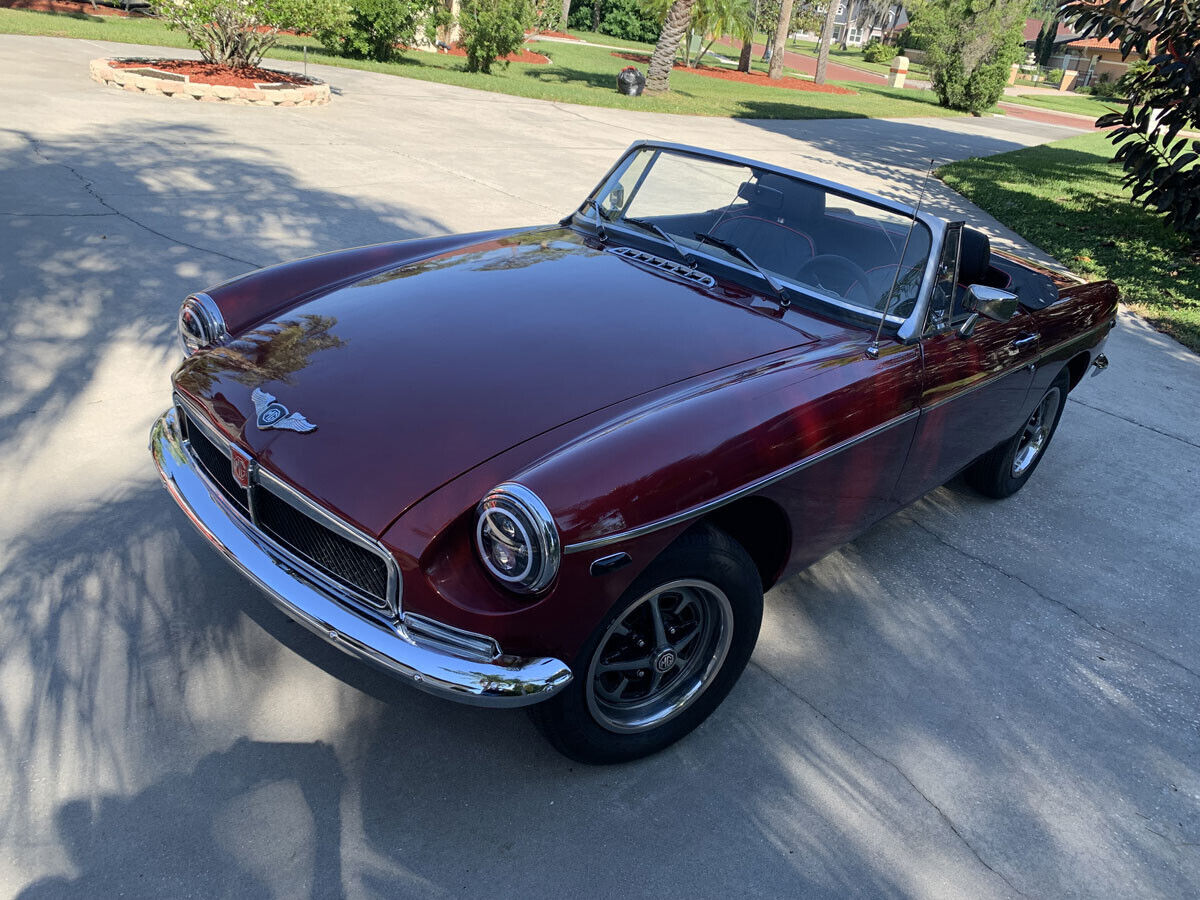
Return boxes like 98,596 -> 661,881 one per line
895,223 -> 1040,504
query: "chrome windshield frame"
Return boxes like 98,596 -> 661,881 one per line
575,140 -> 949,343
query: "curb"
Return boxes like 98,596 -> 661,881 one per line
89,58 -> 331,107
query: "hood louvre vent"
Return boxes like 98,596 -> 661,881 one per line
607,246 -> 715,288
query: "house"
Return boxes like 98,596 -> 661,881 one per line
803,3 -> 908,48
1056,34 -> 1154,86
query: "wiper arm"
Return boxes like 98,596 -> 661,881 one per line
581,198 -> 610,241
622,216 -> 694,264
694,231 -> 791,308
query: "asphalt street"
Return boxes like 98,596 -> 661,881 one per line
1,34 -> 1197,899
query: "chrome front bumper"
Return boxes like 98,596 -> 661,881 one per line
150,407 -> 572,708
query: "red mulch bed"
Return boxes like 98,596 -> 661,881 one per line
611,52 -> 856,94
111,59 -> 315,88
433,43 -> 550,64
526,29 -> 579,40
1,0 -> 141,15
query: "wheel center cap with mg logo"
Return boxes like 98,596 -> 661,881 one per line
654,649 -> 676,673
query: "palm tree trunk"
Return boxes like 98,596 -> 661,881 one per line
561,0 -> 571,29
814,0 -> 838,84
646,0 -> 696,92
738,39 -> 752,72
767,0 -> 794,80
840,1 -> 857,50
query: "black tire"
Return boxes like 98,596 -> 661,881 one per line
966,371 -> 1070,499
530,524 -> 763,764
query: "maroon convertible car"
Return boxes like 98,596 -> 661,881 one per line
152,143 -> 1116,763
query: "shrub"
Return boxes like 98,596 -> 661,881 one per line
569,0 -> 661,43
1046,67 -> 1064,85
1092,72 -> 1119,98
317,0 -> 447,61
458,0 -> 534,73
533,0 -> 563,31
1116,58 -> 1149,98
149,0 -> 350,68
861,39 -> 894,65
912,0 -> 1026,114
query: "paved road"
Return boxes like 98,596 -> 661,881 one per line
1,34 -> 1197,900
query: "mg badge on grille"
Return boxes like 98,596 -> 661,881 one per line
251,388 -> 317,433
230,445 -> 253,489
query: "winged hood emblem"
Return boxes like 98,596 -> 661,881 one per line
251,388 -> 317,433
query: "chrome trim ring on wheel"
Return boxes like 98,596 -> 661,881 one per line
1012,386 -> 1061,478
586,579 -> 734,734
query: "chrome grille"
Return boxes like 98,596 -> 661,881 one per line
177,403 -> 397,616
181,413 -> 249,513
254,486 -> 390,608
607,246 -> 716,288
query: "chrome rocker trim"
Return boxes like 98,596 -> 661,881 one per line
150,407 -> 572,708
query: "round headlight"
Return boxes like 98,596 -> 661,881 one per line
178,292 -> 227,356
475,484 -> 560,593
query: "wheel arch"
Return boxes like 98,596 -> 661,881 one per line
700,495 -> 792,591
1065,351 -> 1093,392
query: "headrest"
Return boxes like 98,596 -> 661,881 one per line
756,173 -> 826,221
736,180 -> 783,211
959,227 -> 991,285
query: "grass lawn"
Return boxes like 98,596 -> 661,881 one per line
562,28 -> 655,52
939,132 -> 1199,352
1002,92 -> 1126,119
787,38 -> 929,77
0,7 -> 961,119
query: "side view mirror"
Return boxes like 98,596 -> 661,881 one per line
957,284 -> 1019,338
600,185 -> 625,219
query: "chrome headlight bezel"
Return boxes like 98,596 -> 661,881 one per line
178,292 -> 228,356
475,483 -> 560,594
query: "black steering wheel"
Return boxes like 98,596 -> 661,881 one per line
796,254 -> 873,307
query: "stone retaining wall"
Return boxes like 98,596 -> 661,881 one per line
89,58 -> 331,106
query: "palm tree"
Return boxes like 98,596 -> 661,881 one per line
813,0 -> 838,84
689,0 -> 751,67
767,0 -> 794,79
646,0 -> 698,91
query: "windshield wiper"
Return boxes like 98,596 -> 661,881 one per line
693,231 -> 791,308
622,216 -> 694,264
582,198 -> 609,241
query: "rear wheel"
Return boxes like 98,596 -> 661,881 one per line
531,525 -> 763,764
966,372 -> 1069,499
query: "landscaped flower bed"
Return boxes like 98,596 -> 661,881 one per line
611,52 -> 856,95
89,57 -> 330,105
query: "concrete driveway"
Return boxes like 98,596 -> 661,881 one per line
2,34 -> 1197,899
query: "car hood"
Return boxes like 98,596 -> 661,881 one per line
174,227 -> 812,536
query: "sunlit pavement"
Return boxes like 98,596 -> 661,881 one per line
2,34 -> 1197,899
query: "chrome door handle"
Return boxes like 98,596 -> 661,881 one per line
1011,334 -> 1038,350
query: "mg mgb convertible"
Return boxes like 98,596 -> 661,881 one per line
151,142 -> 1117,763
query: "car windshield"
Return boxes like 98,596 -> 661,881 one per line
580,147 -> 932,320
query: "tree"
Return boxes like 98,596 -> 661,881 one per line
645,0 -> 697,90
1063,0 -> 1200,244
916,0 -> 1029,115
839,0 -> 857,50
687,0 -> 751,67
459,0 -> 534,72
767,0 -> 793,78
149,0 -> 350,68
317,0 -> 446,61
737,0 -> 759,72
813,0 -> 837,84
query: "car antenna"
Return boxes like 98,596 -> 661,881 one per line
867,158 -> 936,360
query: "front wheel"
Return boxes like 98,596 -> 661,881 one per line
966,371 -> 1070,499
530,525 -> 763,764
